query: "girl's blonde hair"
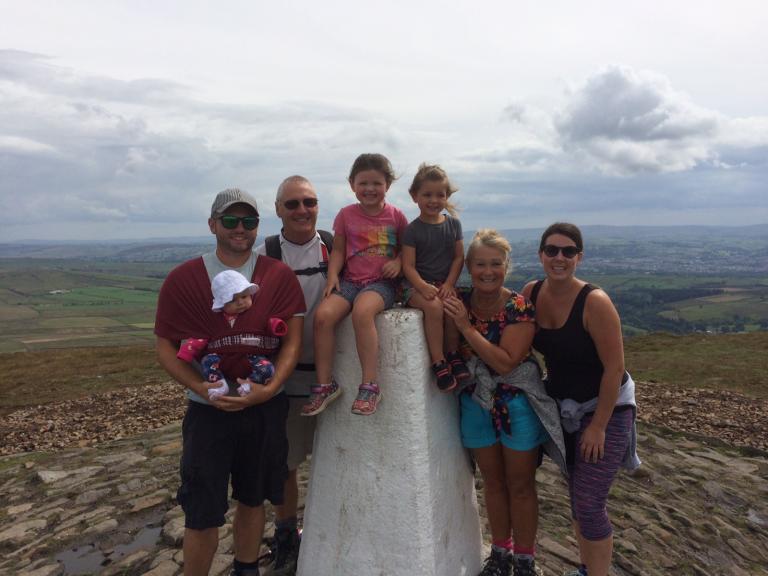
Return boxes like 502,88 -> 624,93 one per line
465,228 -> 511,268
408,163 -> 458,217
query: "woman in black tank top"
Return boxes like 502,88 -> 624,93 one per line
522,223 -> 629,576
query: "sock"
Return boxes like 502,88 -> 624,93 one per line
491,537 -> 514,555
232,558 -> 260,576
513,543 -> 535,562
275,516 -> 298,534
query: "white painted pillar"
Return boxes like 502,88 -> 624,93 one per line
297,308 -> 482,576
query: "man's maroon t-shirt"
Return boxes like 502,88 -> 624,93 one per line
155,254 -> 306,381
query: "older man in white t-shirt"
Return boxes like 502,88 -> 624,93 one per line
255,175 -> 330,576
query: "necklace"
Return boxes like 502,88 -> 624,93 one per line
471,290 -> 508,316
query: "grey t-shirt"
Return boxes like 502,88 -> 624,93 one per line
402,215 -> 463,283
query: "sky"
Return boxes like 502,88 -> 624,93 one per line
1,0 -> 766,241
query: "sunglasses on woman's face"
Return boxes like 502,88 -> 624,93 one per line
283,198 -> 318,210
542,245 -> 581,258
219,215 -> 259,230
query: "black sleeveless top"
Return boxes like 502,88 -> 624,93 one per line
531,281 -> 603,402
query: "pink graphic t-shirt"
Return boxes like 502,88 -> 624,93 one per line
333,203 -> 408,284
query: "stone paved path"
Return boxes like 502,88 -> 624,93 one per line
1,422 -> 766,575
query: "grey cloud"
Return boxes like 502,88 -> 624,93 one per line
0,50 -> 406,238
0,50 -> 185,104
555,66 -> 720,174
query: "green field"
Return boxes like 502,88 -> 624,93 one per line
0,261 -> 164,353
2,258 -> 767,352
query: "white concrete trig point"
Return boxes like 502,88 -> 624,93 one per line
297,308 -> 482,576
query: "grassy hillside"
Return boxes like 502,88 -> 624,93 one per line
624,332 -> 768,398
0,262 -> 164,353
0,345 -> 167,416
0,332 -> 765,418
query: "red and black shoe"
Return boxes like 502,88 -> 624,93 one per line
447,351 -> 471,383
432,360 -> 457,392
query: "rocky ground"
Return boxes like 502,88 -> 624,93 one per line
0,382 -> 766,575
1,381 -> 766,456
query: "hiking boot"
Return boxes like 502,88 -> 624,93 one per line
269,527 -> 300,575
447,351 -> 471,383
478,548 -> 512,576
230,564 -> 260,576
432,360 -> 457,392
512,556 -> 543,576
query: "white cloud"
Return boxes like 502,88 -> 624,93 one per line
1,43 -> 767,240
555,66 -> 720,175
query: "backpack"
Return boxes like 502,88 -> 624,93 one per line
264,230 -> 334,276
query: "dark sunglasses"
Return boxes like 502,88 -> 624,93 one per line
219,215 -> 259,230
542,245 -> 581,258
283,198 -> 318,210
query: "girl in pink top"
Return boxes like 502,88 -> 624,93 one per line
301,153 -> 408,417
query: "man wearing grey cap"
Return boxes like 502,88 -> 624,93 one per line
155,188 -> 306,576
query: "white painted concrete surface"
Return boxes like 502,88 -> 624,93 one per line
297,308 -> 482,576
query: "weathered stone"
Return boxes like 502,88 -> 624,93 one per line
35,470 -> 70,484
7,502 -> 34,515
18,564 -> 64,576
95,451 -> 147,466
209,553 -> 234,576
537,536 -> 580,564
149,548 -> 176,569
151,440 -> 182,456
0,519 -> 47,545
117,477 -> 144,494
129,489 -> 171,512
162,517 -> 185,547
84,518 -> 119,536
55,505 -> 115,532
143,559 -> 180,576
75,487 -> 111,505
101,549 -> 150,575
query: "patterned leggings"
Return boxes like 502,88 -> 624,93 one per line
567,408 -> 633,541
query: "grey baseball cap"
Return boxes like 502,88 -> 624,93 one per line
211,188 -> 259,217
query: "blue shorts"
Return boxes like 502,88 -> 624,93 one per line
460,391 -> 549,451
335,279 -> 397,310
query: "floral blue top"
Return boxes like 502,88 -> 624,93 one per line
458,287 -> 536,434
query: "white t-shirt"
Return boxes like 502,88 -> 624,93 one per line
255,231 -> 330,396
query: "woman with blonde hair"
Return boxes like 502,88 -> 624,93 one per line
444,229 -> 564,576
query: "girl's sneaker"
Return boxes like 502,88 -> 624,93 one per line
301,381 -> 341,416
447,351 -> 471,383
351,382 -> 381,415
432,360 -> 457,392
479,548 -> 512,576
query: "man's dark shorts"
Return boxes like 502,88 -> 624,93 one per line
177,394 -> 289,530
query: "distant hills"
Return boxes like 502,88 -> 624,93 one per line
1,224 -> 767,274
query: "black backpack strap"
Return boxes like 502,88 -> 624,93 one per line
318,229 -> 334,253
264,235 -> 281,260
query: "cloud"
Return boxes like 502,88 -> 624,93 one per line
0,50 -> 409,236
555,66 -> 720,174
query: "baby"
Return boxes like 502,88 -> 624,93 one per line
177,269 -> 284,400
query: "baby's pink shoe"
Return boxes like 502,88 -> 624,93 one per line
177,338 -> 208,362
